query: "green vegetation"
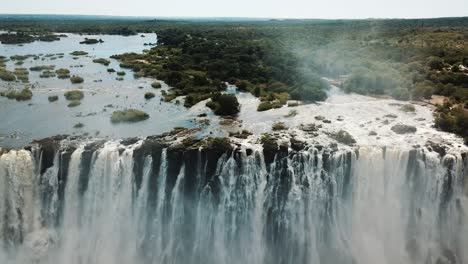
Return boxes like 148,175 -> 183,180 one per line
48,95 -> 59,102
80,38 -> 104,44
39,70 -> 56,78
107,68 -> 116,73
229,130 -> 252,139
111,109 -> 149,123
73,122 -> 84,128
205,93 -> 240,116
144,92 -> 155,99
434,103 -> 468,142
400,104 -> 416,112
0,88 -> 33,101
151,81 -> 162,88
93,58 -> 111,66
0,69 -> 16,81
70,75 -> 84,84
55,68 -> 70,79
116,71 -> 126,76
272,122 -> 288,131
0,33 -> 35,44
285,109 -> 298,117
67,100 -> 81,107
64,90 -> 84,100
70,51 -> 88,56
30,65 -> 54,71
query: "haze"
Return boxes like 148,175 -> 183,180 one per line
2,0 -> 467,19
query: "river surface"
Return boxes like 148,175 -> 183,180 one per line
0,33 -> 197,148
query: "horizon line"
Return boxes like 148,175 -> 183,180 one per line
0,13 -> 467,21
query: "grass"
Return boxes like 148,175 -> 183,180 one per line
39,70 -> 56,78
0,70 -> 16,81
70,51 -> 88,56
55,68 -> 70,75
70,75 -> 84,84
151,81 -> 162,88
1,88 -> 33,101
64,90 -> 84,101
93,58 -> 111,66
67,100 -> 81,107
48,95 -> 59,102
272,122 -> 288,131
284,110 -> 298,117
111,109 -> 149,123
29,65 -> 55,71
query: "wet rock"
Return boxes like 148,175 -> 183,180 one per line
384,114 -> 398,118
314,115 -> 325,121
290,138 -> 306,152
369,131 -> 377,136
426,141 -> 447,157
322,119 -> 331,123
391,124 -> 417,134
382,120 -> 390,125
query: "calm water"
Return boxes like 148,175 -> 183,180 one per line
0,33 -> 198,148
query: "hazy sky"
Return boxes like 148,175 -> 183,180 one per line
2,0 -> 467,19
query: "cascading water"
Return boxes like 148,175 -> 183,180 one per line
0,139 -> 466,264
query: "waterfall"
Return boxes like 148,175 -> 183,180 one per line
0,140 -> 466,264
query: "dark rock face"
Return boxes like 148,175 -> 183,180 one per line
391,124 -> 417,134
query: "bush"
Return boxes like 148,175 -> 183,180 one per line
73,122 -> 84,128
144,92 -> 155,99
70,75 -> 84,84
111,109 -> 149,123
2,88 -> 32,101
67,100 -> 81,107
272,122 -> 287,131
48,95 -> 59,102
93,58 -> 110,66
208,94 -> 240,116
64,90 -> 84,100
151,81 -> 162,88
0,70 -> 16,81
257,101 -> 273,112
70,51 -> 88,56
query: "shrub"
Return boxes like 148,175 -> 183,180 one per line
272,122 -> 287,131
144,92 -> 155,99
257,101 -> 273,112
209,94 -> 240,116
93,58 -> 110,66
48,95 -> 59,102
64,90 -> 84,100
0,70 -> 16,81
111,109 -> 149,123
400,104 -> 416,112
73,122 -> 84,128
2,88 -> 32,101
70,51 -> 88,56
151,81 -> 162,88
70,75 -> 84,84
67,100 -> 81,107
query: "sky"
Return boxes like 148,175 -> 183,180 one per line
1,0 -> 467,19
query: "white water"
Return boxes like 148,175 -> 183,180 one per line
0,141 -> 467,264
